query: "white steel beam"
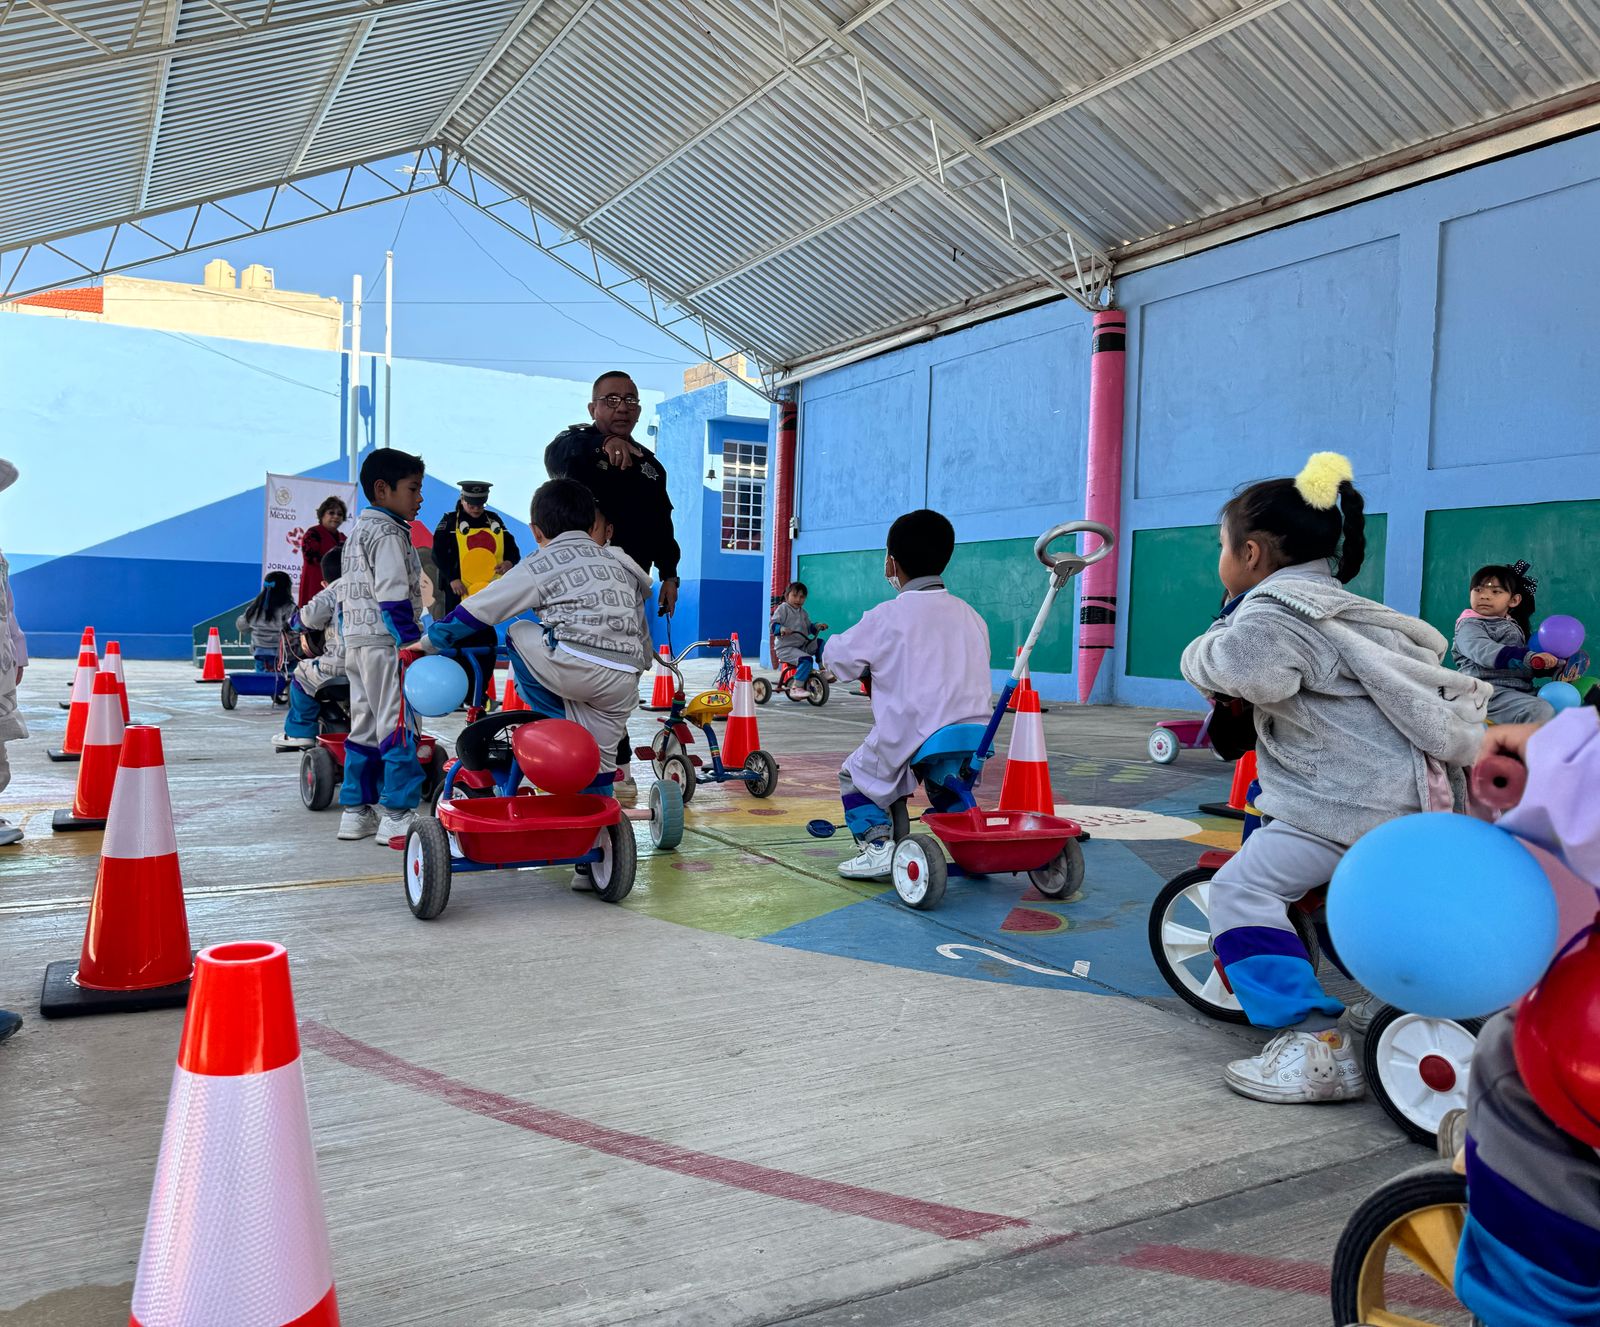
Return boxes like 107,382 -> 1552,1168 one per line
1,148 -> 445,301
423,0 -> 550,140
287,15 -> 379,173
0,0 -> 453,92
440,151 -> 779,399
133,0 -> 183,212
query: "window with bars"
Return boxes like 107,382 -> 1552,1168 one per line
720,438 -> 767,553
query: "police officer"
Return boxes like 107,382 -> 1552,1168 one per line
432,480 -> 521,616
432,481 -> 520,707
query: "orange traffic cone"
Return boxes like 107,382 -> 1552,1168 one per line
41,726 -> 193,1016
721,664 -> 760,769
198,626 -> 225,682
60,626 -> 97,709
648,644 -> 676,709
1198,750 -> 1257,822
48,643 -> 99,761
104,640 -> 130,723
128,941 -> 340,1327
502,673 -> 529,712
54,670 -> 125,831
998,686 -> 1055,815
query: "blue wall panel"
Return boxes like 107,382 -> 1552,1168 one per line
800,373 -> 921,531
1133,239 -> 1399,500
1430,177 -> 1600,470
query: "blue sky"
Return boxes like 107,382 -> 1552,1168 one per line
121,183 -> 702,399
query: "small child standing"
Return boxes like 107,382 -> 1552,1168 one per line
428,478 -> 652,804
337,448 -> 426,845
236,571 -> 294,672
822,509 -> 991,881
275,546 -> 347,752
1181,453 -> 1488,1104
770,580 -> 829,700
1452,562 -> 1580,725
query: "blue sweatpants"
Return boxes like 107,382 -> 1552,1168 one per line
285,679 -> 320,738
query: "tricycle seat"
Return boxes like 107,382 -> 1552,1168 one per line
456,711 -> 540,771
911,723 -> 987,765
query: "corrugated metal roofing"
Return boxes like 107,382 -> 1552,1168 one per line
2,0 -> 1598,378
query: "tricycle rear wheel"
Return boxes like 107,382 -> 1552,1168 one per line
805,675 -> 829,706
743,750 -> 778,797
404,819 -> 453,920
220,678 -> 238,710
1029,837 -> 1085,899
892,834 -> 947,910
1147,728 -> 1179,764
752,677 -> 772,705
591,819 -> 637,903
648,779 -> 684,851
301,746 -> 338,811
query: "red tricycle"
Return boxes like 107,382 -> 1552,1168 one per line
402,713 -> 683,918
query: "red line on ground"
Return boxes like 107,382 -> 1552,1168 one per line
300,1020 -> 1029,1241
1118,1243 -> 1457,1310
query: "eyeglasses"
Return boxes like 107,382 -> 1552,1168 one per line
595,393 -> 640,408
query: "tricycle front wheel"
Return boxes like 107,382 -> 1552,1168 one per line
1029,837 -> 1085,899
404,818 -> 453,920
743,750 -> 778,797
220,678 -> 238,710
590,819 -> 637,903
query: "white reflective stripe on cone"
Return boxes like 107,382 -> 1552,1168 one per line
732,679 -> 754,717
102,765 -> 178,860
69,666 -> 93,701
1008,714 -> 1046,762
83,693 -> 123,745
131,1060 -> 334,1327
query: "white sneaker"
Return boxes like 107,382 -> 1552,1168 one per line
613,768 -> 637,796
571,864 -> 597,892
337,806 -> 378,841
1223,1029 -> 1366,1104
787,686 -> 810,700
1342,994 -> 1379,1037
273,733 -> 315,751
376,810 -> 415,846
837,840 -> 894,880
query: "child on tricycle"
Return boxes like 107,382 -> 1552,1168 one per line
765,580 -> 830,704
823,509 -> 992,881
425,478 -> 655,888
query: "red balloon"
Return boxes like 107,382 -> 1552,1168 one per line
1514,921 -> 1600,1147
511,718 -> 601,795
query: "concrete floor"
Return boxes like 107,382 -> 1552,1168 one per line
0,658 -> 1442,1326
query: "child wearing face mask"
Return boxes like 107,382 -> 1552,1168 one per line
1180,453 -> 1489,1105
822,509 -> 992,881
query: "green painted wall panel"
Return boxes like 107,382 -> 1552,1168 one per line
797,536 -> 1076,673
1420,500 -> 1600,658
1125,515 -> 1388,681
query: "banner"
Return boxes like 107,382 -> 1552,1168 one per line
264,473 -> 357,599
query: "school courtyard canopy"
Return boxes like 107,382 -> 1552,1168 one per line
4,0 -> 1600,393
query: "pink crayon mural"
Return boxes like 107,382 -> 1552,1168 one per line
1078,310 -> 1126,704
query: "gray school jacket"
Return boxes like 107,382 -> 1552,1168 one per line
1452,612 -> 1537,693
456,530 -> 652,671
341,506 -> 423,650
296,579 -> 346,675
1181,562 -> 1490,846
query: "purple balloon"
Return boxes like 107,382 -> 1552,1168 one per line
1535,615 -> 1586,658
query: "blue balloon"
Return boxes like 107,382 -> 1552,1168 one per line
1327,813 -> 1557,1019
403,654 -> 468,717
1540,680 -> 1583,712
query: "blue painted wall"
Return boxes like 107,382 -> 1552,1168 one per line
0,315 -> 657,656
790,129 -> 1600,706
651,379 -> 770,660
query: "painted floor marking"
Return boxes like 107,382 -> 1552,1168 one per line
935,944 -> 1087,980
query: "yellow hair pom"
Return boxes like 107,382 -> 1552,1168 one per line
1294,451 -> 1353,511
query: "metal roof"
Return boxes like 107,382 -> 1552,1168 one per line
3,0 -> 1599,389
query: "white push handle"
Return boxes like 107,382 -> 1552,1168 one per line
1034,520 -> 1114,579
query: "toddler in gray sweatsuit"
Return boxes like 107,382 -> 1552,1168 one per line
1451,561 -> 1584,725
427,478 -> 651,783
